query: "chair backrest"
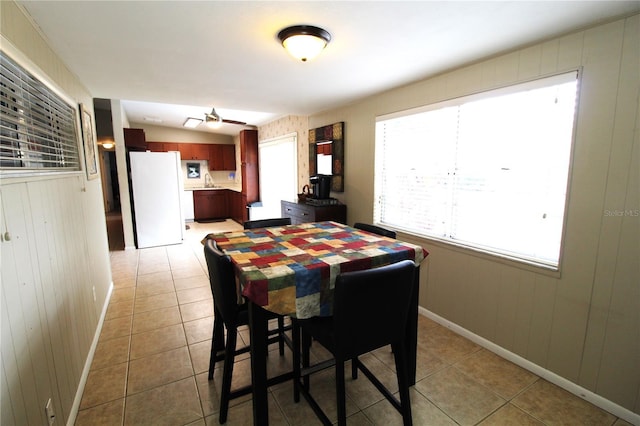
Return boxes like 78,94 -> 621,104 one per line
332,260 -> 415,359
243,217 -> 292,229
204,239 -> 241,327
353,222 -> 396,239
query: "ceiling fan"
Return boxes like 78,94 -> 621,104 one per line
203,107 -> 255,128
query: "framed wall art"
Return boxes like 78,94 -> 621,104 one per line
80,103 -> 98,180
309,121 -> 344,192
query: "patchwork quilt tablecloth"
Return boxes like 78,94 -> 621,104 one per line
209,221 -> 428,319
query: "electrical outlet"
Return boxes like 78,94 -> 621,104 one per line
45,398 -> 55,425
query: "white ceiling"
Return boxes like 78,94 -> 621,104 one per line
16,1 -> 640,136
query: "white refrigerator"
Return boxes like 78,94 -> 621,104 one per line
129,151 -> 184,248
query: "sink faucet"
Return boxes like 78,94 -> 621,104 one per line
204,173 -> 213,187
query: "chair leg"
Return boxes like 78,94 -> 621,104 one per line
335,358 -> 347,426
209,316 -> 225,380
278,316 -> 285,355
301,330 -> 312,391
292,320 -> 301,403
219,328 -> 238,424
351,356 -> 358,379
392,342 -> 413,426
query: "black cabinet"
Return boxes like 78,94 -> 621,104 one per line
281,200 -> 346,225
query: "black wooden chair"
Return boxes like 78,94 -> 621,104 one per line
353,222 -> 397,239
292,260 -> 416,426
243,217 -> 291,229
204,239 -> 288,424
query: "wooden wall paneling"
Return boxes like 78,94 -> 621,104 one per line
581,15 -> 639,406
557,31 -> 585,71
526,274 -> 558,368
493,51 -> 519,85
547,20 -> 626,382
438,250 -> 469,327
493,266 -> 523,351
0,184 -> 53,425
27,181 -> 75,422
512,271 -> 536,358
50,178 -> 96,404
1,360 -> 16,425
1,274 -> 27,425
463,256 -> 500,341
539,38 -> 561,76
516,44 -> 543,80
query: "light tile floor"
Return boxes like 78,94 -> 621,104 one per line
75,220 -> 631,426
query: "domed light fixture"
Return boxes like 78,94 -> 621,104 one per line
277,25 -> 331,62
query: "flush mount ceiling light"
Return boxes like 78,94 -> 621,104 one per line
183,117 -> 203,128
277,25 -> 331,62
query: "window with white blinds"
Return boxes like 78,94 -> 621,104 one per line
375,72 -> 579,269
1,50 -> 80,174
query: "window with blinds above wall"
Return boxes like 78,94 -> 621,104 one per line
0,50 -> 81,175
374,71 -> 579,270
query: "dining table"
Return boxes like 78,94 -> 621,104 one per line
207,221 -> 428,425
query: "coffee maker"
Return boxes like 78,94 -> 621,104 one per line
310,174 -> 331,199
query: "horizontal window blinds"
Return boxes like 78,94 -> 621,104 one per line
1,51 -> 80,172
375,71 -> 578,268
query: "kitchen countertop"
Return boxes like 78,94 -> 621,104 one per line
185,185 -> 241,192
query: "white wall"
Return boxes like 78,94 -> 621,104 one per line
1,2 -> 113,424
309,14 -> 639,417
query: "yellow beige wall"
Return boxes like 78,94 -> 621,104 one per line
309,15 -> 639,415
1,1 -> 113,424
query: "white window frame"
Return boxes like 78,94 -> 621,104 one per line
1,37 -> 82,178
374,71 -> 580,271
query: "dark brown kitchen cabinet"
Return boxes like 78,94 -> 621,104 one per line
209,144 -> 236,171
179,143 -> 209,160
193,190 -> 228,220
281,200 -> 347,225
164,142 -> 179,152
226,190 -> 245,224
240,130 -> 259,204
209,144 -> 222,170
124,128 -> 147,150
147,141 -> 180,152
222,144 -> 236,170
146,142 -> 164,152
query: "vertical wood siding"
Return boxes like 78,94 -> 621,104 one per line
1,177 -> 98,425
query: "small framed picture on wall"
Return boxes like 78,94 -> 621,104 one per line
187,162 -> 200,179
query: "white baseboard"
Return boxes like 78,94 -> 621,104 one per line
67,281 -> 114,426
419,307 -> 640,426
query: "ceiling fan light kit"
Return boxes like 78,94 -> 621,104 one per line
183,117 -> 203,128
278,25 -> 331,62
205,108 -> 223,128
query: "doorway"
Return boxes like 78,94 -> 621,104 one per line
252,134 -> 298,220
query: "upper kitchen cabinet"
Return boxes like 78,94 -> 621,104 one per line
124,128 -> 147,150
209,144 -> 237,171
147,142 -> 189,154
180,143 -> 209,160
222,144 -> 236,170
240,129 -> 259,204
146,141 -> 164,152
164,142 -> 179,152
